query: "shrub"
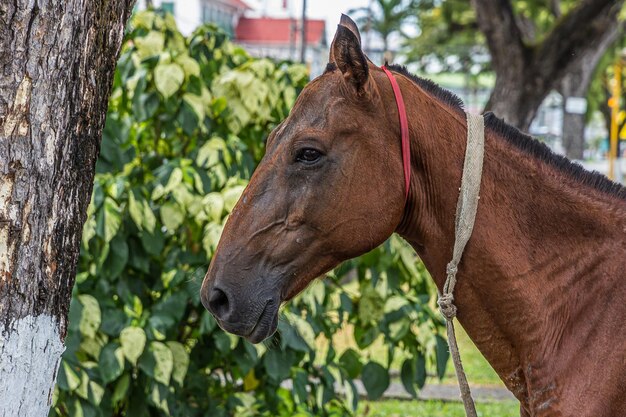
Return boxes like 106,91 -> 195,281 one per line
50,11 -> 447,417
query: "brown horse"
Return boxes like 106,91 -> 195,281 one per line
201,15 -> 626,416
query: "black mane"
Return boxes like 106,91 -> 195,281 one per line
385,64 -> 626,201
386,64 -> 465,113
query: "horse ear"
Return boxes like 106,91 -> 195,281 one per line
338,14 -> 361,44
330,15 -> 368,91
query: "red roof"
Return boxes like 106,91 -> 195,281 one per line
228,0 -> 251,10
235,17 -> 326,45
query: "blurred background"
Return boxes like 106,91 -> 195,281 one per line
137,0 -> 626,180
49,1 -> 625,417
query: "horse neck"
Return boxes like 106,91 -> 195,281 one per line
392,74 -> 626,404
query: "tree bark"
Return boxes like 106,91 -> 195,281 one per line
0,1 -> 134,415
558,22 -> 622,159
472,0 -> 623,131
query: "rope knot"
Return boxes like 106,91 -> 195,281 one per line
446,263 -> 458,277
438,293 -> 457,320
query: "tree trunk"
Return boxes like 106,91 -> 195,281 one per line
472,0 -> 623,132
484,71 -> 548,130
0,1 -> 134,415
560,91 -> 587,159
558,23 -> 622,159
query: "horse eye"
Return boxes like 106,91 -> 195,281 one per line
295,148 -> 323,164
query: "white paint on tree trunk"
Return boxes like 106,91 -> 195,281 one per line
0,176 -> 15,282
0,177 -> 12,217
2,75 -> 32,137
0,227 -> 13,283
0,314 -> 65,417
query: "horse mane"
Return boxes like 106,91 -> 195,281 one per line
383,64 -> 626,202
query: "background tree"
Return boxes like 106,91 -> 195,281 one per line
472,0 -> 624,131
557,23 -> 623,159
405,0 -> 487,102
0,1 -> 134,415
588,42 -> 626,158
349,0 -> 423,62
405,0 -> 624,158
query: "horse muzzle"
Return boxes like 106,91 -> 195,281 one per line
201,276 -> 280,343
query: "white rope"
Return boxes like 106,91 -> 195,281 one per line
437,112 -> 485,417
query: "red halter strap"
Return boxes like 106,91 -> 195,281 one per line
381,65 -> 411,200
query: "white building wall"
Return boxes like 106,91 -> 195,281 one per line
169,0 -> 202,35
135,0 -> 202,35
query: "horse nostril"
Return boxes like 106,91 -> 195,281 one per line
208,286 -> 230,320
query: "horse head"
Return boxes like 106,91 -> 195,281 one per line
200,15 -> 408,342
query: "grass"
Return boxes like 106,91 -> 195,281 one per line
357,399 -> 520,417
438,323 -> 501,386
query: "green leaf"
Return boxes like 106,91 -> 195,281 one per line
147,314 -> 175,341
82,215 -> 96,248
416,352 -> 427,388
111,373 -> 130,405
233,341 -> 258,377
142,199 -> 156,233
200,311 -> 217,334
135,31 -> 164,60
202,222 -> 223,257
68,397 -> 97,417
400,354 -> 426,398
183,93 -> 205,121
177,54 -> 201,78
87,380 -> 105,406
149,381 -> 170,414
178,99 -> 200,136
103,235 -> 128,279
400,358 -> 417,398
140,228 -> 165,256
164,167 -> 183,193
278,319 -> 309,353
154,63 -> 185,98
359,285 -> 385,325
139,341 -> 174,385
96,197 -> 122,243
263,349 -> 292,382
160,201 -> 185,231
120,327 -> 147,366
166,341 -> 189,386
196,137 -> 227,168
384,295 -> 410,314
435,334 -> 450,380
57,361 -> 81,392
75,370 -> 105,406
338,348 -> 363,379
77,295 -> 101,339
343,378 -> 358,411
289,315 -> 316,350
354,325 -> 379,350
99,343 -> 125,384
361,361 -> 389,400
128,191 -> 143,230
213,331 -> 232,353
79,336 -> 104,359
222,185 -> 245,213
202,193 -> 223,222
388,318 -> 410,341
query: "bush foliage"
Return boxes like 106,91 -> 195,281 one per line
50,11 -> 447,417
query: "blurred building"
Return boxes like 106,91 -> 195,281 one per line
235,17 -> 327,75
135,0 -> 327,75
135,0 -> 250,36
